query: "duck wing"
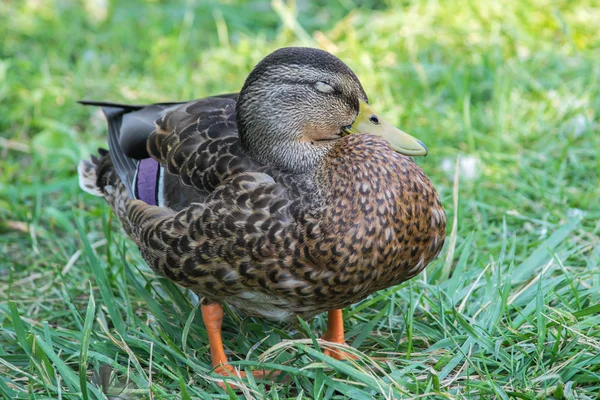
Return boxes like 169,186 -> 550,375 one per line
79,93 -> 257,210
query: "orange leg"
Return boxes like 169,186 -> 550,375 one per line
320,309 -> 357,360
201,303 -> 230,370
201,303 -> 273,388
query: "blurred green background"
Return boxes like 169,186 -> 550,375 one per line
1,0 -> 599,398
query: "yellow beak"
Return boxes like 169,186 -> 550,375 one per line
343,100 -> 428,156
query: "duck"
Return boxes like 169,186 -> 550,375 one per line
78,47 -> 446,383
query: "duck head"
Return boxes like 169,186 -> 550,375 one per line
237,47 -> 427,173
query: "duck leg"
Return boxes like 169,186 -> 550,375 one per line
321,309 -> 357,360
201,302 -> 271,388
201,303 -> 231,372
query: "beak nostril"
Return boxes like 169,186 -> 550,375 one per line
369,115 -> 380,125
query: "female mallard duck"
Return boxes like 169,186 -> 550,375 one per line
79,47 -> 446,381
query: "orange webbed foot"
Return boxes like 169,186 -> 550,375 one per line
214,364 -> 279,389
320,341 -> 358,360
213,364 -> 276,390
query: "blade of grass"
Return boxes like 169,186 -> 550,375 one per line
74,215 -> 125,334
80,283 -> 97,400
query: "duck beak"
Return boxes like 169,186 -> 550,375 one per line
342,100 -> 428,156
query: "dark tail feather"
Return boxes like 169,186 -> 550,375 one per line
78,99 -> 180,109
99,106 -> 138,197
79,99 -> 185,198
80,101 -> 156,197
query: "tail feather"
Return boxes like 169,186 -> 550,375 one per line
78,158 -> 103,197
78,146 -> 135,232
79,100 -> 176,197
104,107 -> 137,197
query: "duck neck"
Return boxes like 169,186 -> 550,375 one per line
241,136 -> 332,174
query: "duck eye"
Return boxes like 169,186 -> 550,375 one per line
369,115 -> 380,125
314,81 -> 334,94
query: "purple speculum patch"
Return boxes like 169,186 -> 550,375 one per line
135,158 -> 160,206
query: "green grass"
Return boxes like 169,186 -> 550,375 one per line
1,0 -> 599,398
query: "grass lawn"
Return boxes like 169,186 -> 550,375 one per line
1,0 -> 599,398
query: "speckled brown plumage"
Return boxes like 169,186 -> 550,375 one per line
79,47 -> 446,323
